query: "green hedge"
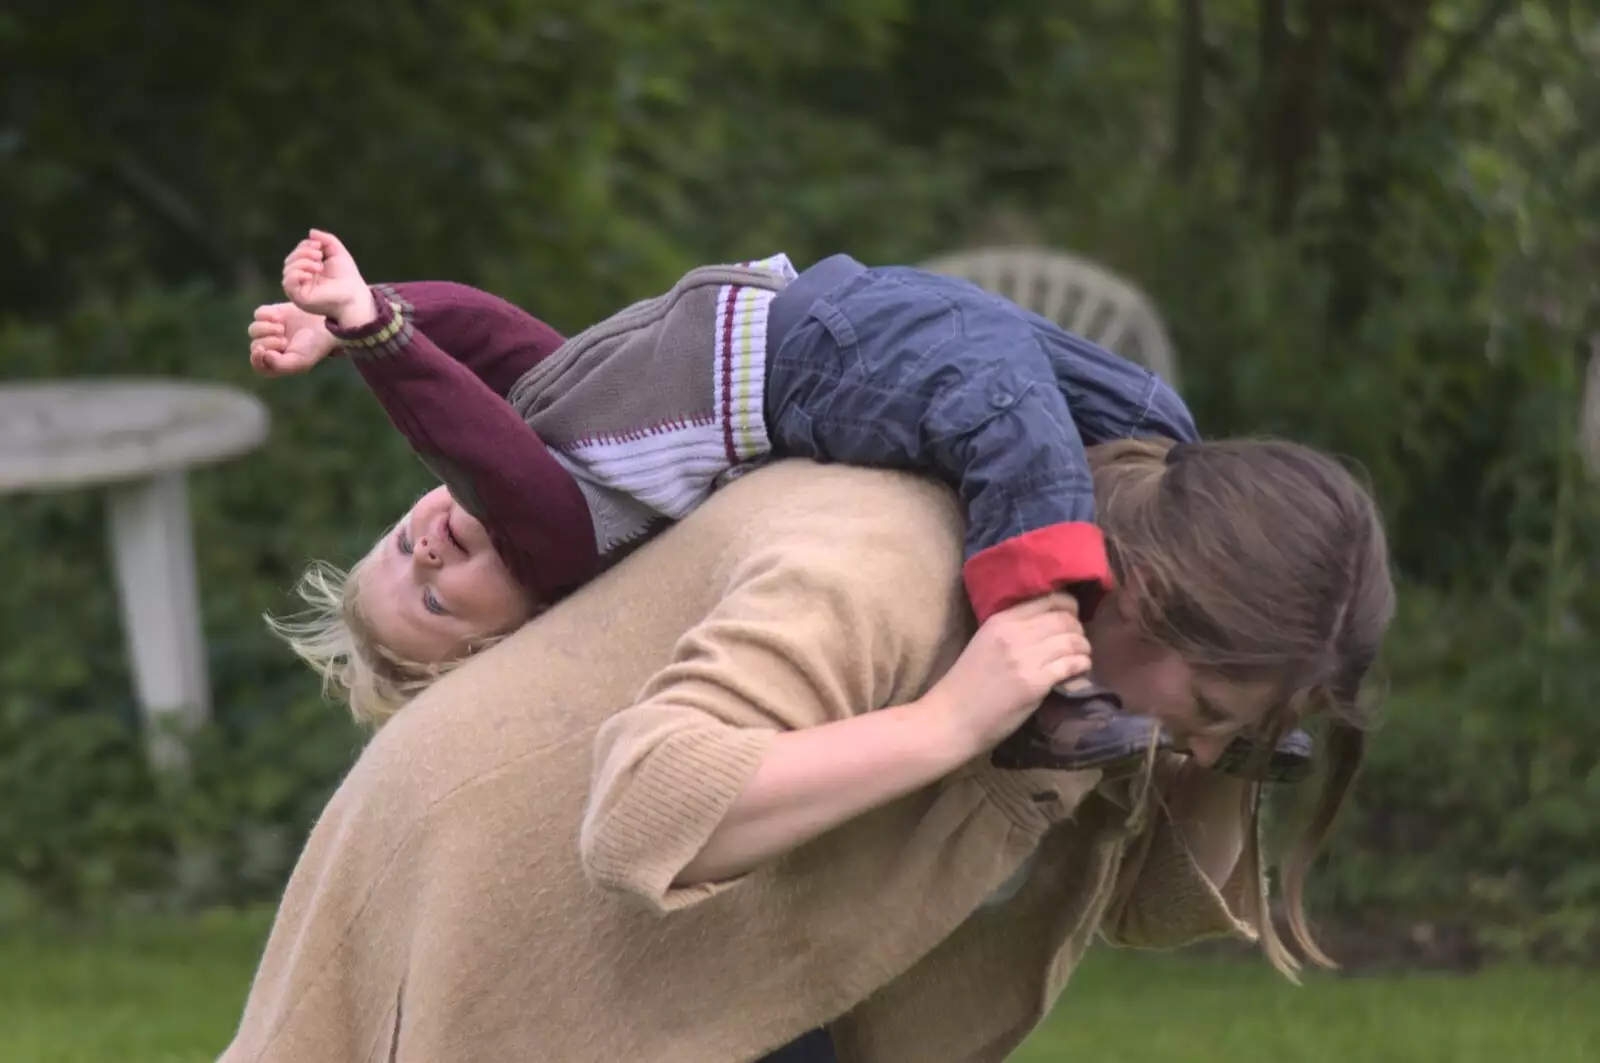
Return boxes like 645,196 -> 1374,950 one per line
4,0 -> 1598,954
3,282 -> 1599,961
0,286 -> 411,914
1314,585 -> 1600,959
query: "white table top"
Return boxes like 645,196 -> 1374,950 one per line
0,379 -> 270,493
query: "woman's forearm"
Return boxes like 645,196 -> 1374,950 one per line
674,693 -> 975,886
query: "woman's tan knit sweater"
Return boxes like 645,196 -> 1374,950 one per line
220,461 -> 1256,1063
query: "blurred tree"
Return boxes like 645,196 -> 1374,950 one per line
1,0 -> 1597,948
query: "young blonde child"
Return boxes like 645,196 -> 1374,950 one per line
253,230 -> 1353,778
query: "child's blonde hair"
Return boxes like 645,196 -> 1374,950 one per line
265,550 -> 506,728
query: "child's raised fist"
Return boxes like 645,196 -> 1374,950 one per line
281,229 -> 376,327
248,302 -> 337,377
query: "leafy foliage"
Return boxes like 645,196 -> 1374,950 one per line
2,0 -> 1598,954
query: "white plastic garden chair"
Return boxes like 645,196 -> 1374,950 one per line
919,246 -> 1180,386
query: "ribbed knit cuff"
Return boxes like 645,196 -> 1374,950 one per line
326,287 -> 413,358
962,522 -> 1113,623
581,726 -> 776,912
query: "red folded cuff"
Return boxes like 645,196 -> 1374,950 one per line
962,522 -> 1113,623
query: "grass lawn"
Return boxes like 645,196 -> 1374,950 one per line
1013,951 -> 1597,1063
1,910 -> 1594,1062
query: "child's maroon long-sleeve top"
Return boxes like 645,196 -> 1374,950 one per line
327,282 -> 600,603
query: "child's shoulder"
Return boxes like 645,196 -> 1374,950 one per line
734,252 -> 799,282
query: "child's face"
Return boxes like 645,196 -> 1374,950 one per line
358,486 -> 535,665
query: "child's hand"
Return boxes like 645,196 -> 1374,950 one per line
248,303 -> 337,377
281,229 -> 377,327
921,593 -> 1091,755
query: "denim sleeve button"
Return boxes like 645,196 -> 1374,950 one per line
991,391 -> 1013,409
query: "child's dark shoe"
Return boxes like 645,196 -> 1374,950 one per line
990,685 -> 1315,783
1208,727 -> 1315,782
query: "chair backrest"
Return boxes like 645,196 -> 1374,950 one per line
919,246 -> 1180,385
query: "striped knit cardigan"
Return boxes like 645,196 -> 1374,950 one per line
328,256 -> 796,604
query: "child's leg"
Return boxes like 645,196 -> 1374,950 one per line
1027,314 -> 1200,450
765,260 -> 1316,780
765,263 -> 1109,623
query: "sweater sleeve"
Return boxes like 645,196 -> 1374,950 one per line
1097,783 -> 1259,951
578,539 -> 951,913
379,281 -> 568,398
328,289 -> 600,602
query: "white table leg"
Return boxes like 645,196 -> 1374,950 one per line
107,471 -> 211,768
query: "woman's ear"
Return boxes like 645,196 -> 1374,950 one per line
1085,587 -> 1140,656
1094,584 -> 1142,628
1088,582 -> 1175,673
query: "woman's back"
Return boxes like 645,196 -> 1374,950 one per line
222,461 -> 1256,1063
